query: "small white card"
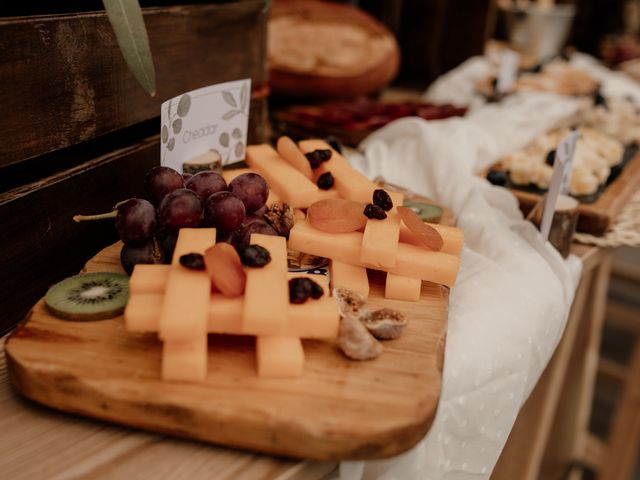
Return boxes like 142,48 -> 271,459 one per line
497,50 -> 520,94
160,79 -> 251,173
539,129 -> 580,240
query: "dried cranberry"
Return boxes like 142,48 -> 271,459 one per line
372,189 -> 393,211
363,204 -> 387,220
305,149 -> 332,169
179,252 -> 205,270
288,277 -> 324,304
238,244 -> 271,268
545,150 -> 556,166
317,172 -> 334,190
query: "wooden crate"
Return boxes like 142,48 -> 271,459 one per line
0,1 -> 268,335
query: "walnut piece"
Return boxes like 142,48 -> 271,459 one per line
263,203 -> 294,238
363,308 -> 408,340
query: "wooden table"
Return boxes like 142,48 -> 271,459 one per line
0,244 -> 609,480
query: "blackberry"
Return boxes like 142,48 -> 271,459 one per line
305,149 -> 332,169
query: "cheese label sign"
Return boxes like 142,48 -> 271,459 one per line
160,79 -> 251,173
539,129 -> 579,240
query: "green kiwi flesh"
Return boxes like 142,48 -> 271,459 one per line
402,200 -> 443,224
44,272 -> 129,321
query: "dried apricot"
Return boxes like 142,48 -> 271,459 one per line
397,206 -> 444,251
277,136 -> 314,180
307,199 -> 367,233
204,243 -> 246,297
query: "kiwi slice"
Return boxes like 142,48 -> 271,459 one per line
44,272 -> 129,321
402,200 -> 443,224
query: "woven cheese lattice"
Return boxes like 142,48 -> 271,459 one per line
574,189 -> 640,247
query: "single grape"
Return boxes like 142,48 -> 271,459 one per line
252,205 -> 267,217
216,229 -> 237,246
203,191 -> 246,232
144,166 -> 185,205
242,214 -> 267,228
228,173 -> 269,213
182,173 -> 193,182
160,232 -> 178,263
158,188 -> 203,230
236,221 -> 277,249
115,198 -> 157,245
185,171 -> 227,202
120,238 -> 164,275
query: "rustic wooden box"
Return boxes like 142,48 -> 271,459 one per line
0,1 -> 268,334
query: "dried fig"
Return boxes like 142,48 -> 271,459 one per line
338,313 -> 383,360
363,308 -> 408,340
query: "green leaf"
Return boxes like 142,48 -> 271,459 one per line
223,110 -> 241,120
103,0 -> 156,96
240,83 -> 248,111
222,91 -> 237,108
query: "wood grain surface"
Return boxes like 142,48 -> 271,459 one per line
0,1 -> 268,166
500,152 -> 640,235
5,242 -> 449,461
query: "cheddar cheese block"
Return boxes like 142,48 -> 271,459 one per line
222,168 -> 281,206
162,336 -> 207,381
289,220 -> 460,287
246,144 -> 318,208
127,274 -> 338,339
298,139 -> 377,204
242,234 -> 289,335
330,260 -> 369,298
360,191 -> 404,268
159,228 -> 215,340
385,273 -> 422,302
129,264 -> 171,294
124,293 -> 164,332
399,223 -> 464,256
256,336 -> 305,378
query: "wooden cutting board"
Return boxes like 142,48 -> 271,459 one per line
490,151 -> 640,235
5,243 -> 448,461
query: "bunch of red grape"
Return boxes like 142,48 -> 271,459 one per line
116,166 -> 276,274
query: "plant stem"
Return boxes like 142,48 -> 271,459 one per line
73,211 -> 117,222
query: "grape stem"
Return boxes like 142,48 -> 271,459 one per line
73,211 -> 117,222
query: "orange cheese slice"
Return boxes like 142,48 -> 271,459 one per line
124,293 -> 164,332
246,144 -> 318,208
125,272 -> 338,339
330,260 -> 369,298
242,234 -> 289,335
129,264 -> 171,294
162,336 -> 207,381
159,228 -> 215,340
222,167 -> 281,206
385,273 -> 422,302
360,191 -> 404,268
256,336 -> 304,377
399,223 -> 464,256
298,139 -> 377,204
289,220 -> 460,287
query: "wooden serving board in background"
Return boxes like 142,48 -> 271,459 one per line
5,243 -> 448,461
494,152 -> 640,235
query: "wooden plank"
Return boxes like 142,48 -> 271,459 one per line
0,336 -> 335,480
0,136 -> 159,335
496,152 -> 640,235
5,244 -> 448,461
0,1 -> 268,166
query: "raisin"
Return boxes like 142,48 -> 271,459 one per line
545,150 -> 556,166
305,149 -> 332,169
325,136 -> 343,153
363,203 -> 387,220
372,189 -> 393,211
317,172 -> 334,190
179,253 -> 205,270
238,244 -> 271,268
288,277 -> 324,304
